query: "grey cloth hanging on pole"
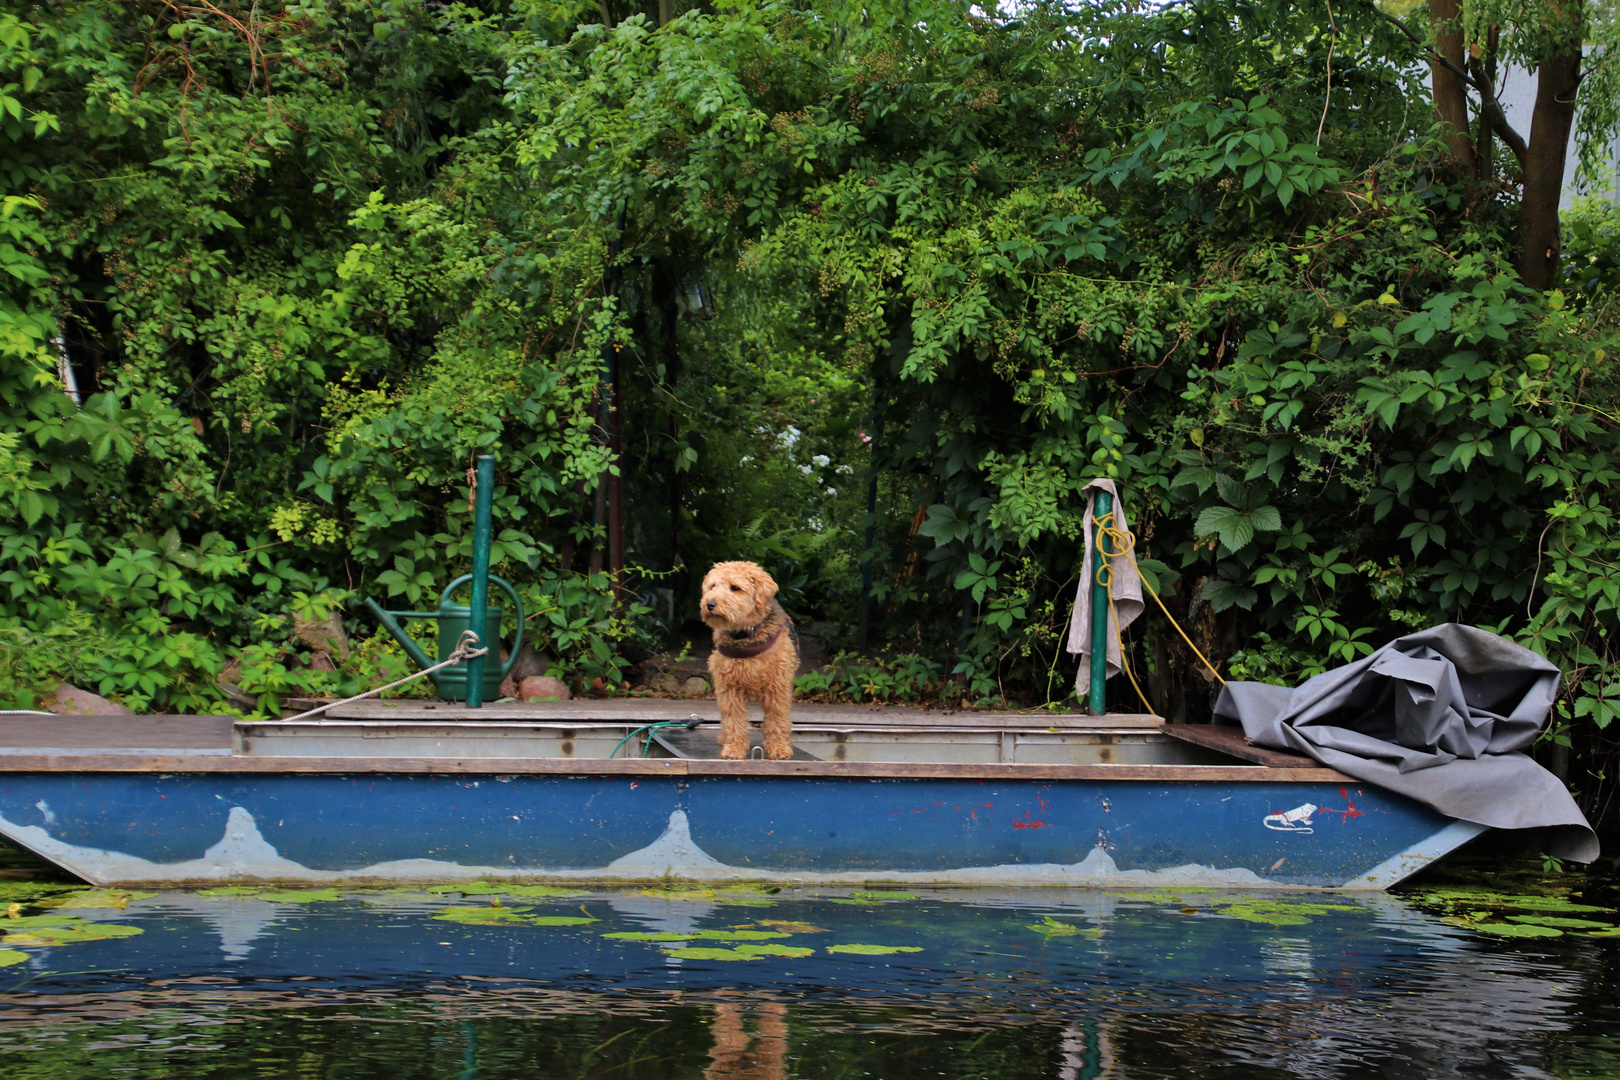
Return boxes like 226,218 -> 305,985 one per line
1214,623 -> 1598,862
1065,479 -> 1144,700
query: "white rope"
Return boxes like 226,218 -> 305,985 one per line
0,711 -> 56,716
271,630 -> 489,723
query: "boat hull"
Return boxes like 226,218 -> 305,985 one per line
0,770 -> 1482,890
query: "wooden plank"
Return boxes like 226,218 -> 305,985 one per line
1161,723 -> 1321,769
0,715 -> 233,752
321,699 -> 1162,730
0,754 -> 1351,782
651,726 -> 822,761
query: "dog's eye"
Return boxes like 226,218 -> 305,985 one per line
730,585 -> 741,592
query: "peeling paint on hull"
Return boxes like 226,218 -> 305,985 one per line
0,773 -> 1482,889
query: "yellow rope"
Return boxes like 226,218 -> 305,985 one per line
1092,510 -> 1228,704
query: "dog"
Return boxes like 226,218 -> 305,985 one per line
701,560 -> 798,760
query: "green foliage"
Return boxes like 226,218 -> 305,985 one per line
0,0 -> 1616,834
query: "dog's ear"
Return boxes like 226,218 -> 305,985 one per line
749,563 -> 779,605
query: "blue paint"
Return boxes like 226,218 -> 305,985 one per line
0,771 -> 1459,887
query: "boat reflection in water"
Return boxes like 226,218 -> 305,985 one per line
0,885 -> 1611,1080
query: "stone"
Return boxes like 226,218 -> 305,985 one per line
293,611 -> 350,660
507,644 -> 553,684
518,676 -> 571,702
308,650 -> 338,674
650,672 -> 683,695
47,682 -> 131,716
680,676 -> 709,696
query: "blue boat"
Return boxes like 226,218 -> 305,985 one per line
0,702 -> 1485,890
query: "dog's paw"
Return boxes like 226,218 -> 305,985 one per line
718,743 -> 747,760
763,740 -> 793,761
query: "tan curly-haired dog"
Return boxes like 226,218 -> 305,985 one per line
701,560 -> 798,760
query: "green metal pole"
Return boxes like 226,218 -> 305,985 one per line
1088,489 -> 1113,716
466,455 -> 496,707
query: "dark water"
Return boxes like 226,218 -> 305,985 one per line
1,874 -> 1618,1080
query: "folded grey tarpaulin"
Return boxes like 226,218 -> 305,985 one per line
1213,623 -> 1599,862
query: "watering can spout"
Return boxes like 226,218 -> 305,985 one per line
363,597 -> 436,673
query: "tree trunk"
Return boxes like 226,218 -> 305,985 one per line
1516,48 -> 1581,290
1428,0 -> 1476,174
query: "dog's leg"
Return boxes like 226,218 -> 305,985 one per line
759,678 -> 794,761
715,685 -> 750,759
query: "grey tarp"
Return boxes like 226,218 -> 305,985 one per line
1213,623 -> 1599,862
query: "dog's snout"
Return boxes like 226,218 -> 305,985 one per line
705,600 -> 717,612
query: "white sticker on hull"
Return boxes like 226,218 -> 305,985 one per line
1264,803 -> 1318,833
0,806 -> 1475,890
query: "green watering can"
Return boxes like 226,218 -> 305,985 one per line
363,574 -> 525,702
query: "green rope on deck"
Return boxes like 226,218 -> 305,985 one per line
609,718 -> 704,759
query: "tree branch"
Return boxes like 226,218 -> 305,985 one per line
1467,53 -> 1529,167
1372,6 -> 1527,169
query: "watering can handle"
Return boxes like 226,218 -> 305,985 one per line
440,574 -> 526,679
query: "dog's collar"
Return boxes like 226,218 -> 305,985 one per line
715,626 -> 784,660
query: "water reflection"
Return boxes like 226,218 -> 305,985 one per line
0,886 -> 1612,1079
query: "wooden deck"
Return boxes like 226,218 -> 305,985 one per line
0,706 -> 1348,781
319,699 -> 1168,729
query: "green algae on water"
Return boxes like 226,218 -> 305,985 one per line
0,948 -> 27,967
830,890 -> 918,906
38,889 -> 155,909
826,943 -> 924,956
757,920 -> 828,934
601,931 -> 695,942
193,886 -> 263,898
427,883 -> 587,899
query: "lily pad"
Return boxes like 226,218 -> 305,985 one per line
691,929 -> 789,942
257,889 -> 344,904
715,896 -> 776,907
1464,921 -> 1564,938
757,920 -> 828,934
637,887 -> 717,902
39,890 -> 155,909
193,886 -> 263,898
0,915 -> 83,929
826,943 -> 924,956
601,932 -> 695,942
433,906 -> 536,925
526,916 -> 598,926
1497,896 -> 1612,914
501,885 -> 589,899
1028,916 -> 1098,939
1506,915 -> 1610,929
3,923 -> 144,946
661,946 -> 765,961
735,943 -> 813,958
0,949 -> 28,967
